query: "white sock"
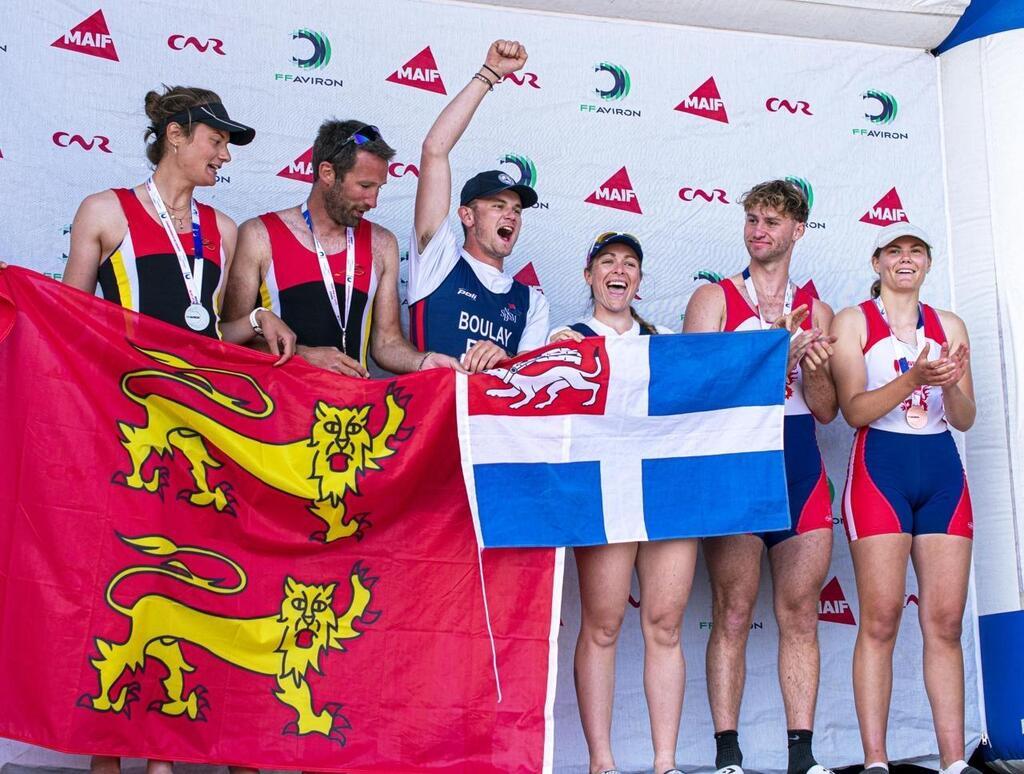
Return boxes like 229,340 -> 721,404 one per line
865,763 -> 889,772
941,760 -> 968,774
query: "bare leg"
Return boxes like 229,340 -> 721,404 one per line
90,758 -> 119,774
636,538 -> 699,774
850,534 -> 912,766
769,529 -> 833,730
911,534 -> 972,768
145,761 -> 173,774
574,542 -> 638,774
704,534 -> 764,733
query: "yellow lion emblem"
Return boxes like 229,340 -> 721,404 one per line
112,345 -> 412,542
77,534 -> 377,744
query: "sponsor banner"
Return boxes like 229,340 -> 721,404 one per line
0,1 -> 974,771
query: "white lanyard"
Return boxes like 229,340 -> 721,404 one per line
742,266 -> 794,330
874,297 -> 926,407
145,178 -> 209,331
302,202 -> 355,351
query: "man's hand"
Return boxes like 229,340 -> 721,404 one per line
484,39 -> 527,78
253,310 -> 297,367
462,340 -> 507,373
550,329 -> 584,344
297,345 -> 369,378
419,351 -> 468,373
801,334 -> 838,373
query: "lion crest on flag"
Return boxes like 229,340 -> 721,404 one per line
77,534 -> 378,744
112,345 -> 412,542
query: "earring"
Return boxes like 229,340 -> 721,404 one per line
172,145 -> 178,154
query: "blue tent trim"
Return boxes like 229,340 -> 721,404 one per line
934,0 -> 1024,54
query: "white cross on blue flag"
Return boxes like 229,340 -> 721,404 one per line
457,330 -> 791,547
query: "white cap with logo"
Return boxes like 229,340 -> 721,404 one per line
872,222 -> 933,252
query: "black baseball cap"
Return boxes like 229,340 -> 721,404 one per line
460,170 -> 538,208
158,102 -> 256,146
588,231 -> 644,263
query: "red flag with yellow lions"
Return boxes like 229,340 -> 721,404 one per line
0,267 -> 560,773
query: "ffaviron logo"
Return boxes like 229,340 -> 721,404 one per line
675,77 -> 728,124
819,577 -> 855,625
852,89 -> 907,140
53,132 -> 112,153
860,187 -> 908,226
586,167 -> 641,214
580,63 -> 639,118
499,154 -> 536,188
766,97 -> 812,115
785,176 -> 826,230
51,10 -> 118,61
275,29 -> 340,87
277,146 -> 314,183
168,35 -> 225,55
386,46 -> 446,95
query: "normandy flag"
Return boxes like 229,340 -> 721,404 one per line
0,267 -> 559,773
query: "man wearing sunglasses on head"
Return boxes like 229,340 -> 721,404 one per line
409,39 -> 549,372
224,119 -> 460,376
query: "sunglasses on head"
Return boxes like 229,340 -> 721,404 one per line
589,231 -> 640,258
341,124 -> 382,148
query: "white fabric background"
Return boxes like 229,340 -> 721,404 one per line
0,0 -> 982,770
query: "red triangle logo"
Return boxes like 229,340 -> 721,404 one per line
675,77 -> 728,123
386,46 -> 447,95
860,187 -> 908,226
277,146 -> 314,183
818,576 -> 856,625
801,279 -> 819,299
585,167 -> 642,214
51,10 -> 118,61
513,262 -> 543,292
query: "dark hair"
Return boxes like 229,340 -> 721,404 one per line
585,245 -> 659,335
869,243 -> 932,297
740,179 -> 809,224
143,85 -> 222,166
311,119 -> 396,182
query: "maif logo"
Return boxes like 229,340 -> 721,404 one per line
594,62 -> 629,101
499,154 -> 536,188
503,72 -> 541,89
513,262 -> 544,293
277,146 -> 313,183
863,90 -> 897,124
678,187 -> 729,204
860,187 -> 908,226
168,35 -> 225,55
386,46 -> 446,95
51,10 -> 118,61
818,577 -> 856,625
675,77 -> 728,124
53,132 -> 112,153
585,167 -> 641,214
766,97 -> 812,115
292,28 -> 330,69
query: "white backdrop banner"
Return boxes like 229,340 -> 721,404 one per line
0,0 -> 981,771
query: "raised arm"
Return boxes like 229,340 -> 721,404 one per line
414,39 -> 527,252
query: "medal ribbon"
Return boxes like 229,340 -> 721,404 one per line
302,202 -> 355,352
742,267 -> 795,330
874,297 -> 926,409
145,177 -> 205,307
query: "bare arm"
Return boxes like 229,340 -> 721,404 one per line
369,226 -> 461,374
414,39 -> 528,251
222,217 -> 270,324
63,191 -> 124,292
936,310 -> 975,431
801,300 -> 839,424
682,283 -> 725,333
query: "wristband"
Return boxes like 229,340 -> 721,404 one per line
249,307 -> 269,335
481,63 -> 502,81
472,72 -> 494,91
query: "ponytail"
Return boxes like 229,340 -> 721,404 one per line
870,279 -> 881,298
630,306 -> 659,335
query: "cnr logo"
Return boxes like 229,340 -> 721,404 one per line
388,163 -> 419,178
499,154 -> 536,188
502,72 -> 541,89
594,62 -> 630,101
168,35 -> 225,55
52,132 -> 112,153
292,28 -> 331,69
766,97 -> 812,115
678,187 -> 729,203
